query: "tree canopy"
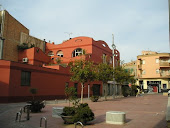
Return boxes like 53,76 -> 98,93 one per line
69,59 -> 96,103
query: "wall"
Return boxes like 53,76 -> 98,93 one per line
2,10 -> 29,62
18,47 -> 50,66
0,60 -> 102,102
46,37 -> 113,64
0,60 -> 11,102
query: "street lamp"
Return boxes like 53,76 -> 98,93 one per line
112,34 -> 116,99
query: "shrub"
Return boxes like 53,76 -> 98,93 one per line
62,107 -> 76,116
73,103 -> 94,124
130,85 -> 137,96
27,101 -> 45,113
122,85 -> 131,97
61,103 -> 94,124
90,95 -> 99,102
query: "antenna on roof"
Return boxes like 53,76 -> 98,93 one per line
64,32 -> 72,39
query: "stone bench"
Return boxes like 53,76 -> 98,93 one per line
106,111 -> 126,125
52,107 -> 64,118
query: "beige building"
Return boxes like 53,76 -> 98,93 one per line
137,51 -> 170,93
123,60 -> 137,79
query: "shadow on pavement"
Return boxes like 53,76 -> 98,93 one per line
153,116 -> 166,128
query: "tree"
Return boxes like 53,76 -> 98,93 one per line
69,59 -> 96,103
113,63 -> 136,97
65,87 -> 78,107
96,63 -> 114,100
29,88 -> 37,100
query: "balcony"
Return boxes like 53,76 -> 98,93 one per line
138,65 -> 142,70
160,73 -> 170,78
160,62 -> 170,67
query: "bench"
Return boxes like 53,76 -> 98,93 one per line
52,107 -> 64,118
106,111 -> 126,125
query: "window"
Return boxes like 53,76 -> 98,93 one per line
155,59 -> 159,64
142,60 -> 145,64
72,48 -> 83,57
142,70 -> 145,75
163,84 -> 167,89
21,71 -> 31,86
110,57 -> 112,64
57,50 -> 63,57
156,69 -> 160,74
156,58 -> 159,64
102,54 -> 107,63
48,51 -> 54,56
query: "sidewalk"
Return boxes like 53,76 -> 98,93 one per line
0,94 -> 168,128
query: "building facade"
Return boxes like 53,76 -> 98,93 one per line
0,10 -> 45,62
0,10 -> 120,102
137,51 -> 170,93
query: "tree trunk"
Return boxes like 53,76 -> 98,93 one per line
104,82 -> 107,101
80,83 -> 84,103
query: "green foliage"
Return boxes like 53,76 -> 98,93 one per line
62,107 -> 76,116
113,64 -> 133,85
29,88 -> 37,100
27,100 -> 45,113
122,86 -> 131,97
73,103 -> 94,124
56,57 -> 62,64
96,63 -> 113,100
69,60 -> 96,84
130,85 -> 138,96
30,88 -> 37,95
17,43 -> 35,50
62,103 -> 94,124
90,95 -> 99,102
69,59 -> 96,103
96,63 -> 114,83
65,87 -> 78,106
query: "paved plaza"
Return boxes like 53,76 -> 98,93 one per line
0,94 -> 168,128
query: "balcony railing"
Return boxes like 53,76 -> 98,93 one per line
160,72 -> 170,77
160,62 -> 170,67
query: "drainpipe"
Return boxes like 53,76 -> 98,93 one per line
0,10 -> 5,59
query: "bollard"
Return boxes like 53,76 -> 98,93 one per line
75,121 -> 84,128
26,106 -> 30,120
40,117 -> 47,128
15,108 -> 23,122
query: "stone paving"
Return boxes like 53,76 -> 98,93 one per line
0,94 -> 168,128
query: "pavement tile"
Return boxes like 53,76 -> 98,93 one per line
0,94 -> 168,128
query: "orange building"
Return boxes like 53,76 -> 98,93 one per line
0,36 -> 118,103
0,10 -> 120,102
137,51 -> 170,93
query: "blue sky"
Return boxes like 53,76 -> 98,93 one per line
1,0 -> 169,62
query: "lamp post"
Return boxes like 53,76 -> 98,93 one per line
112,34 -> 116,99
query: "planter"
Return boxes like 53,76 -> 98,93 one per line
90,96 -> 99,102
61,115 -> 74,124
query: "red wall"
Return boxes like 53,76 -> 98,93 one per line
0,60 -> 10,102
18,47 -> 50,66
45,36 -> 113,64
0,60 -> 101,102
0,36 -> 118,103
